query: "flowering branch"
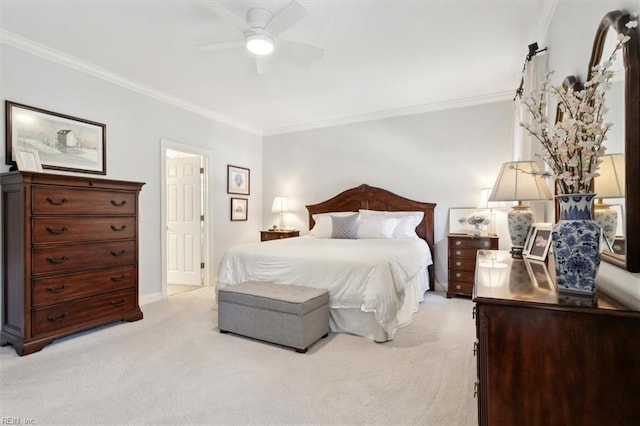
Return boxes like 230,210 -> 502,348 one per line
519,11 -> 638,194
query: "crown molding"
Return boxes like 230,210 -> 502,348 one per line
0,29 -> 262,136
262,91 -> 513,136
2,29 -> 516,138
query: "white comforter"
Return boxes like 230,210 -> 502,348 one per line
216,236 -> 432,335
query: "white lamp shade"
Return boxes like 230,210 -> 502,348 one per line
594,154 -> 625,198
271,196 -> 289,213
489,161 -> 552,202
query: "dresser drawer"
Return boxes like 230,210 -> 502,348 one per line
449,269 -> 475,283
32,217 -> 136,244
32,265 -> 136,307
32,187 -> 136,215
450,238 -> 495,250
31,289 -> 137,336
32,240 -> 136,275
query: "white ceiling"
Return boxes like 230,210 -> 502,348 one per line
0,0 -> 557,135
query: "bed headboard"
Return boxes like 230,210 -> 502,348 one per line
306,184 -> 437,290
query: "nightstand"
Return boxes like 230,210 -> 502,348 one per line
447,233 -> 498,298
260,230 -> 300,242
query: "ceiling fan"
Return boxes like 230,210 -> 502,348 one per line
199,1 -> 324,74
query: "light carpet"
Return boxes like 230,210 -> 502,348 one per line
0,287 -> 477,426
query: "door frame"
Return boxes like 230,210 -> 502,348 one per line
160,139 -> 214,298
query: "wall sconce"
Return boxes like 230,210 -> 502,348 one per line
593,153 -> 625,249
489,161 -> 552,258
271,196 -> 289,230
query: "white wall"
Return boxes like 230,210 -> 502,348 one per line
263,101 -> 514,290
545,1 -> 640,291
0,45 -> 263,305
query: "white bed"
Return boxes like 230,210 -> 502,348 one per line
216,184 -> 437,342
217,236 -> 432,341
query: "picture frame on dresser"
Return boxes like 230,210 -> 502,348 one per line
227,165 -> 250,195
525,225 -> 552,261
5,101 -> 106,175
14,147 -> 43,172
522,222 -> 552,255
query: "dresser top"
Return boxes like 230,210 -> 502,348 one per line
473,250 -> 640,315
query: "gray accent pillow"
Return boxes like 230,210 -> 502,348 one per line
331,214 -> 358,239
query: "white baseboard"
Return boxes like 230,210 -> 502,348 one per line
140,292 -> 163,306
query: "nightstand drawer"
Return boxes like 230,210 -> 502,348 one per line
450,237 -> 495,250
449,270 -> 475,283
449,247 -> 480,259
448,258 -> 477,271
260,230 -> 300,241
448,281 -> 473,295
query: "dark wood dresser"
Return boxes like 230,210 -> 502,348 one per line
473,250 -> 640,426
447,234 -> 498,298
1,171 -> 144,355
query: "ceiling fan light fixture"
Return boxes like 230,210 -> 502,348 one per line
246,33 -> 274,55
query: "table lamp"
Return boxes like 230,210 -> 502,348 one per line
593,153 -> 625,249
271,196 -> 289,230
489,161 -> 552,258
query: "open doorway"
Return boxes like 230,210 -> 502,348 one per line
160,139 -> 213,298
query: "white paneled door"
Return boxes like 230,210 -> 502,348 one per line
167,156 -> 202,285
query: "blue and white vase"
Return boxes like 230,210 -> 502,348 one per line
551,193 -> 602,295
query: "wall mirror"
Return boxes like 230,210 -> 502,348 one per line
584,10 -> 639,272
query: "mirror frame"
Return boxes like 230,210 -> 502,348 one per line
587,10 -> 639,272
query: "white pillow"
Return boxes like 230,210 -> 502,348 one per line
358,210 -> 424,239
309,212 -> 358,238
357,217 -> 399,239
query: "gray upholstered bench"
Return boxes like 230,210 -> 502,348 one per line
218,282 -> 330,353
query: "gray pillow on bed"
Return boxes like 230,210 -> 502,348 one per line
331,214 -> 358,239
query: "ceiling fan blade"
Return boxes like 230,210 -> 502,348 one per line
197,40 -> 245,51
204,1 -> 250,32
264,1 -> 308,37
279,39 -> 324,62
256,55 -> 271,75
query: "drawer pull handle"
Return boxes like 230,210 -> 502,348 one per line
455,272 -> 462,278
46,283 -> 69,293
111,250 -> 127,257
110,225 -> 127,231
455,261 -> 462,267
474,382 -> 479,398
111,200 -> 127,207
47,255 -> 69,264
46,197 -> 68,205
455,250 -> 462,256
455,240 -> 462,246
483,241 -> 489,247
111,274 -> 126,282
456,284 -> 461,289
46,226 -> 68,235
111,298 -> 128,307
47,312 -> 69,323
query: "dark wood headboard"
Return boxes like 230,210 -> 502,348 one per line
306,184 -> 436,290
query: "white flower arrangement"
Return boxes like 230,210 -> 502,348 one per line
520,11 -> 638,194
